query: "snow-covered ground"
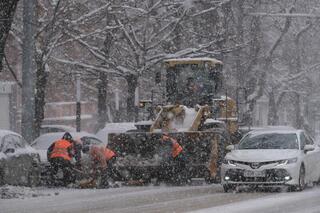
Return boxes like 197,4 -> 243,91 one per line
1,184 -> 320,213
193,187 -> 320,213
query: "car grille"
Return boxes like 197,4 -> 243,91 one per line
233,160 -> 278,169
225,168 -> 290,183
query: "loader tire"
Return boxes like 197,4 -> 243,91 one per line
0,168 -> 4,186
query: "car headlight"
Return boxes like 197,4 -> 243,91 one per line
277,157 -> 298,165
223,159 -> 236,166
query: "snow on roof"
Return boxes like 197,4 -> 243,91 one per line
31,131 -> 99,150
43,114 -> 93,121
96,123 -> 136,144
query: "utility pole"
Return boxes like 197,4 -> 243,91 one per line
21,0 -> 36,143
76,73 -> 81,132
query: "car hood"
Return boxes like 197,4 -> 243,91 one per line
226,149 -> 300,162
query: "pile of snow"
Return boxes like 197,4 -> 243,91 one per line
0,185 -> 56,199
171,106 -> 197,131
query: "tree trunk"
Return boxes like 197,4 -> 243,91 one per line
21,0 -> 36,142
268,91 -> 279,125
0,0 -> 19,71
96,29 -> 113,130
96,72 -> 108,131
126,74 -> 138,121
33,54 -> 48,138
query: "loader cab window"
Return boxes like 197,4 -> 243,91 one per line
166,62 -> 223,107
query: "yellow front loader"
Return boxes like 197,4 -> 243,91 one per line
107,58 -> 239,184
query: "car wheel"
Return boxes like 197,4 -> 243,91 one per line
291,165 -> 305,192
223,184 -> 236,192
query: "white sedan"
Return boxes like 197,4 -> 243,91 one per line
221,129 -> 320,192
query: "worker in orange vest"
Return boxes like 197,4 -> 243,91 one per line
162,133 -> 183,158
158,133 -> 188,184
82,144 -> 117,188
47,132 -> 81,186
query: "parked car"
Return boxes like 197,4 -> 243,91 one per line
40,125 -> 76,135
96,122 -> 136,144
0,129 -> 40,186
221,129 -> 320,192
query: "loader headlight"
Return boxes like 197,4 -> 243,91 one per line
277,157 -> 297,165
223,159 -> 236,166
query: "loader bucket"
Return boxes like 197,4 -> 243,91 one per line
107,131 -> 226,182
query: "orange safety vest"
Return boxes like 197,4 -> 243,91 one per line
162,135 -> 183,158
50,139 -> 73,161
90,146 -> 116,168
104,148 -> 116,161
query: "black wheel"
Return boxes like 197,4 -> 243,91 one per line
290,165 -> 305,192
223,184 -> 236,192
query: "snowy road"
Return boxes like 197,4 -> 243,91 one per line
1,184 -> 320,213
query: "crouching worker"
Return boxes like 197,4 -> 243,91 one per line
47,132 -> 81,186
82,144 -> 116,188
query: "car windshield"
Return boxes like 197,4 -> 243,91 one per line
238,133 -> 299,150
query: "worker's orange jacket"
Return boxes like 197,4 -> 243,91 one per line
162,135 -> 183,158
90,146 -> 116,169
49,139 -> 73,161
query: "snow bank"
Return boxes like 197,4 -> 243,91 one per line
0,185 -> 56,199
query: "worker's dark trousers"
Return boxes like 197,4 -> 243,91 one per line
100,157 -> 117,188
49,157 -> 75,186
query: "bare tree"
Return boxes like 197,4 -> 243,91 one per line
0,0 -> 19,71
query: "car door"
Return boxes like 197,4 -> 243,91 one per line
301,132 -> 319,182
305,134 -> 320,182
300,132 -> 312,183
1,134 -> 31,185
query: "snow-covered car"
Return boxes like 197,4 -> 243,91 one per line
31,131 -> 103,163
96,122 -> 136,144
221,129 -> 320,192
0,129 -> 40,186
40,125 -> 76,135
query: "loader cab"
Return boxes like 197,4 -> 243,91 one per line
164,58 -> 223,107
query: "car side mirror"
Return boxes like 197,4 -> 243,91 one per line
226,145 -> 235,151
304,145 -> 315,153
4,148 -> 15,154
